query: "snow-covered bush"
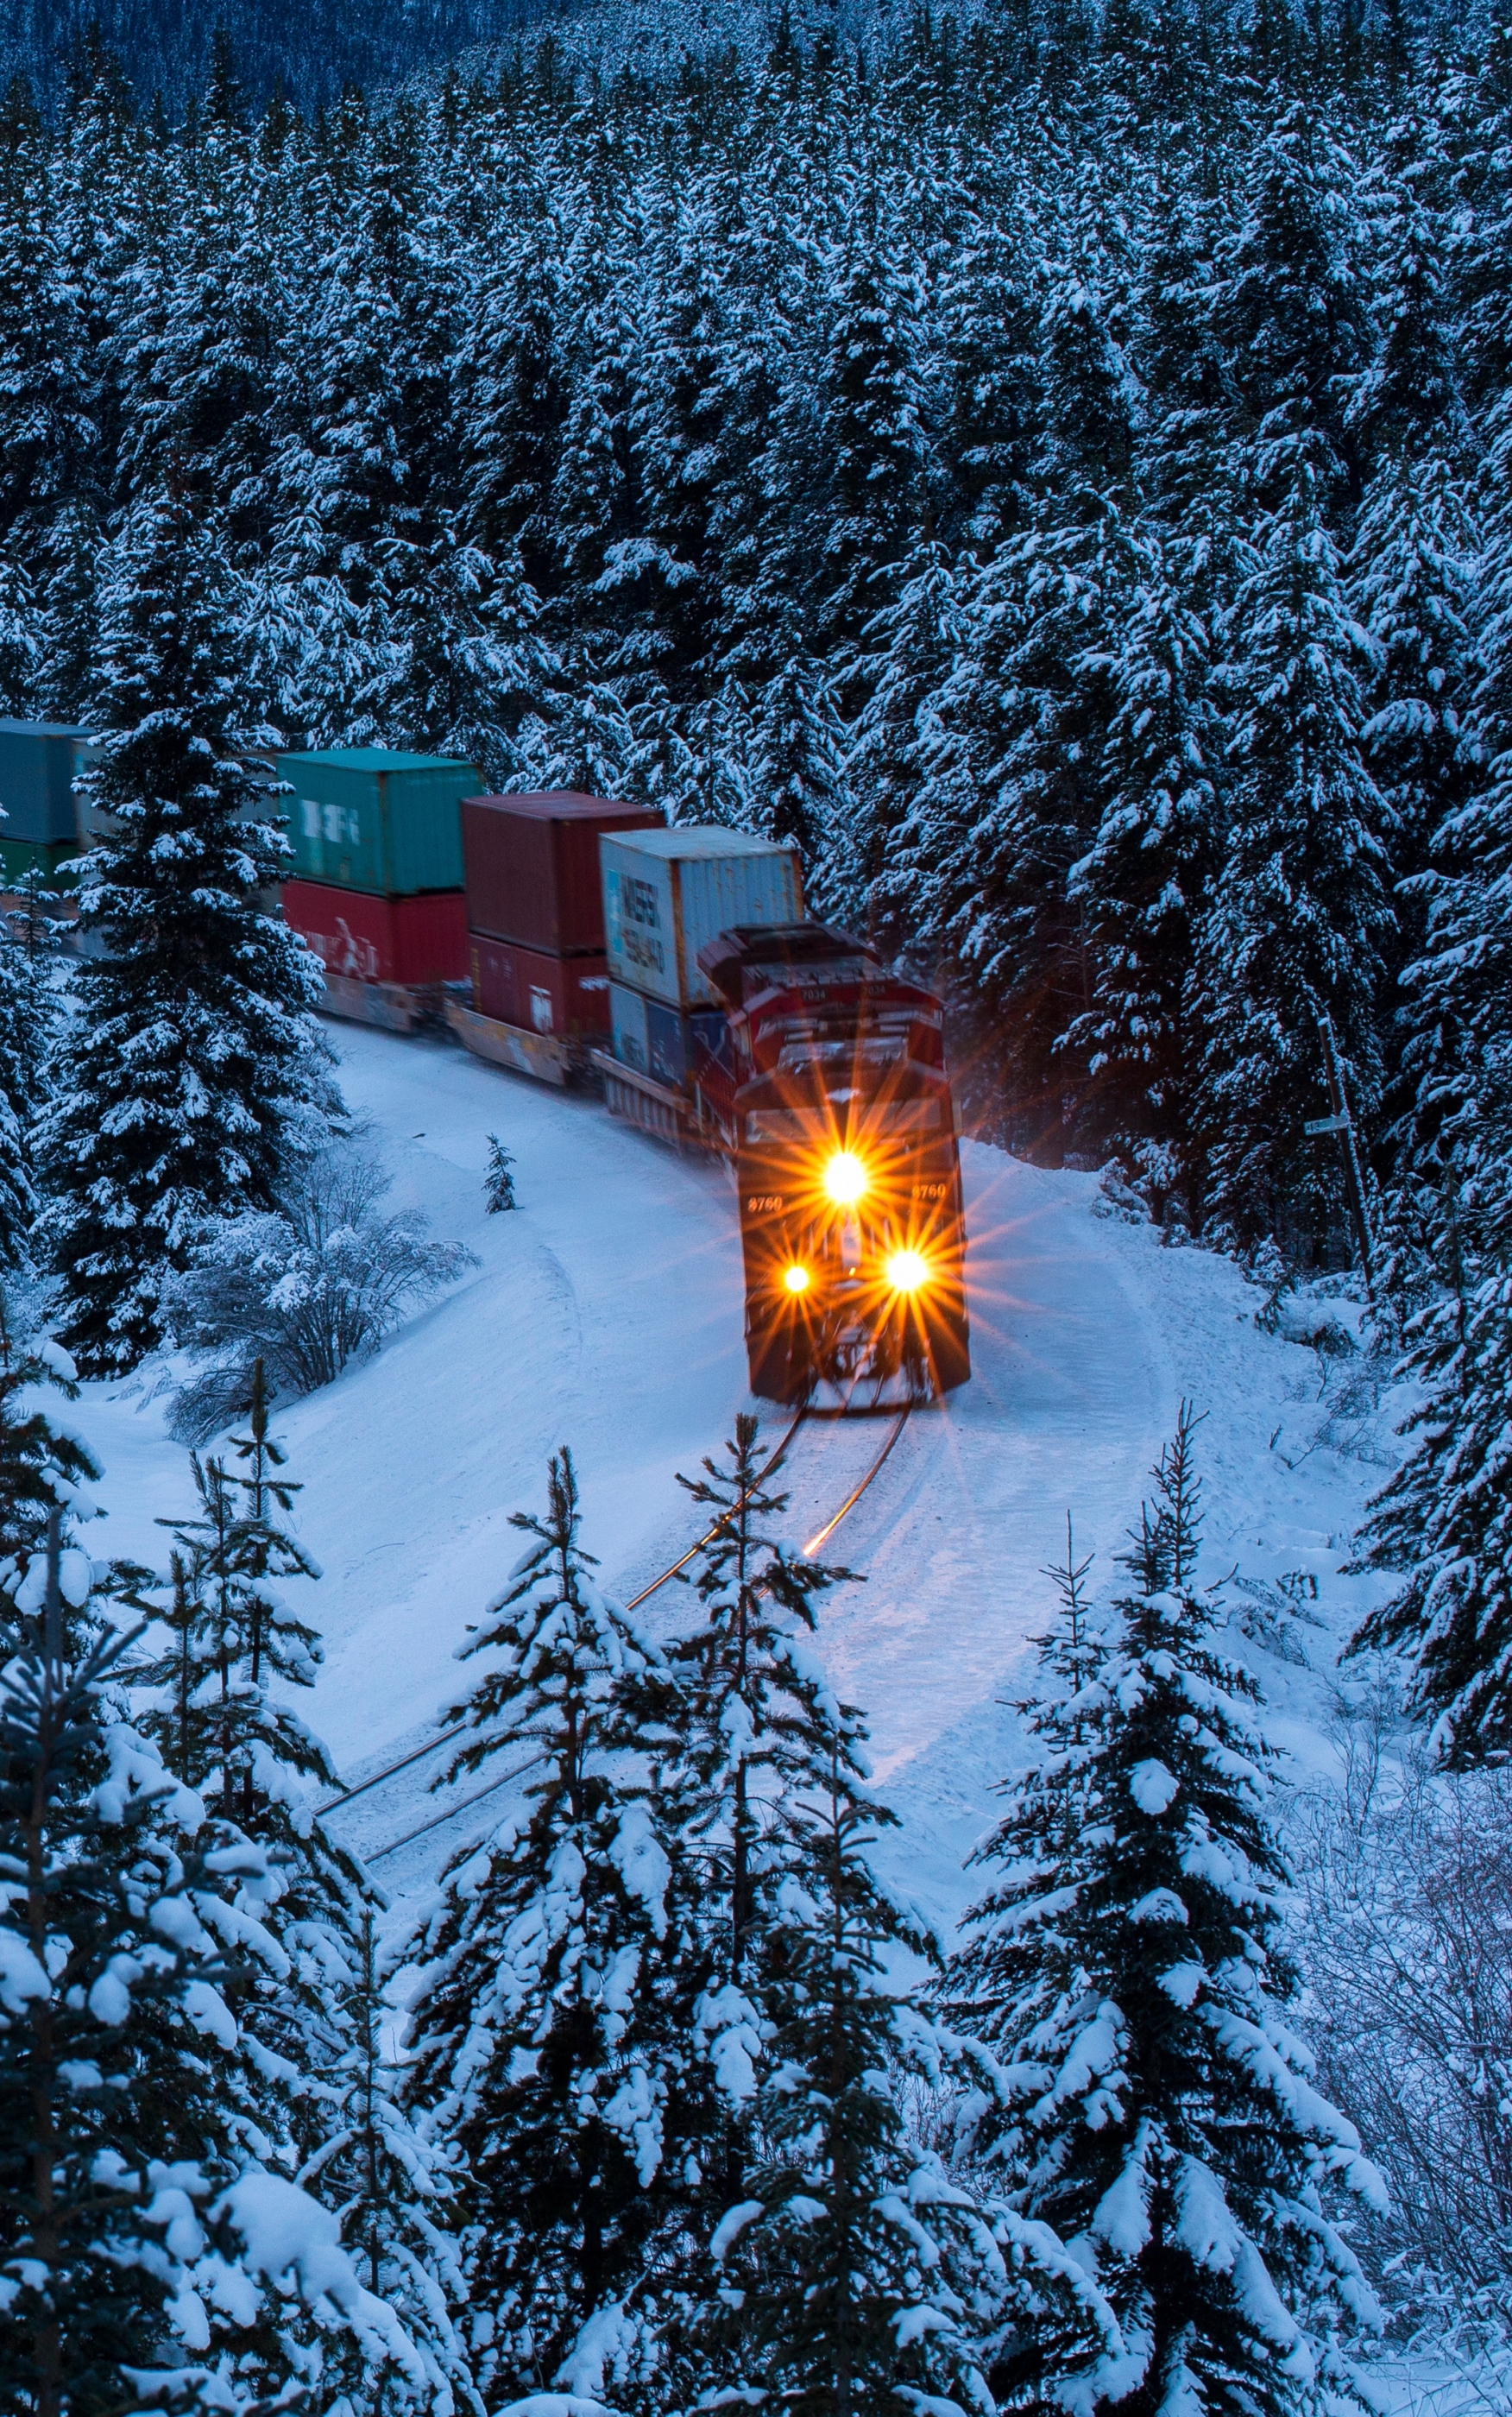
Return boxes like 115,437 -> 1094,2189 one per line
1291,1720 -> 1512,2322
165,1135 -> 476,1441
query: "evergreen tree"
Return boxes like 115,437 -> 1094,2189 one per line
38,489 -> 335,1374
403,1449 -> 715,2406
1066,533 -> 1219,1199
0,1307 -> 101,1659
943,1415 -> 1388,2417
1195,460 -> 1392,1250
483,1137 -> 517,1213
301,1909 -> 482,2415
1350,1135 -> 1512,1765
752,651 -> 851,887
0,1598 -> 240,2416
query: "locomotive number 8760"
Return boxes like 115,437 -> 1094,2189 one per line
693,923 -> 972,1406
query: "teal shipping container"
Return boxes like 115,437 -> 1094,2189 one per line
601,826 -> 803,1009
0,721 -> 93,844
276,749 -> 478,896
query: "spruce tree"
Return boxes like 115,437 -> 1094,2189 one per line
1350,1139 -> 1512,1764
690,1749 -> 1116,2417
38,489 -> 334,1374
403,1448 -> 714,2406
943,1416 -> 1388,2417
752,652 -> 851,887
1195,459 -> 1392,1251
1066,533 -> 1219,1199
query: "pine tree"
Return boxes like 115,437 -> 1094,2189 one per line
403,1449 -> 715,2405
1350,1137 -> 1512,1765
300,1909 -> 482,2415
0,1305 -> 101,1659
1195,459 -> 1392,1251
752,652 -> 851,887
1066,533 -> 1219,1199
0,1593 -> 238,2415
944,1415 -> 1388,2417
0,901 -> 60,1269
38,488 -> 336,1374
693,1748 -> 1112,2417
484,1137 -> 517,1213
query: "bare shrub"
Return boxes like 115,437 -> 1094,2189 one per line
1290,1691 -> 1512,2325
165,1133 -> 476,1442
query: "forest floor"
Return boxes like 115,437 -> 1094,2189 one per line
79,1018 -> 1407,1943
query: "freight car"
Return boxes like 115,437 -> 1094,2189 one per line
692,922 -> 971,1405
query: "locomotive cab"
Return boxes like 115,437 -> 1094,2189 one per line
696,924 -> 971,1405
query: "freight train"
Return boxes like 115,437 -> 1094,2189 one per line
0,725 -> 972,1407
283,770 -> 973,1408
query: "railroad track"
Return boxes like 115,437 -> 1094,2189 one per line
324,1398 -> 911,1865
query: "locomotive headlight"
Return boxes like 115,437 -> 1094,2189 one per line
886,1249 -> 929,1292
783,1264 -> 811,1294
824,1151 -> 867,1205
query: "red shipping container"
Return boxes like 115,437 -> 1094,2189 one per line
281,880 -> 469,987
462,792 -> 665,955
469,934 -> 612,1038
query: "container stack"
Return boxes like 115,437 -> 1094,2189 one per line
0,721 -> 92,895
450,792 -> 664,1082
597,825 -> 804,1139
275,748 -> 478,1027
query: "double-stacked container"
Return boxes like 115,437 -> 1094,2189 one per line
0,721 -> 92,891
599,825 -> 803,1100
275,748 -> 478,1001
460,792 -> 665,1044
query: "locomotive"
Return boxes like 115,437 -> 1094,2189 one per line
691,922 -> 971,1406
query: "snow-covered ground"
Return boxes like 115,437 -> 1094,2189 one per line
80,1018 -> 1403,1936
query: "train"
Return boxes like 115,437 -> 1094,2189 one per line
0,724 -> 973,1411
694,922 -> 971,1406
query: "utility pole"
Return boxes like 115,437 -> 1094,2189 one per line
1305,1013 -> 1376,1303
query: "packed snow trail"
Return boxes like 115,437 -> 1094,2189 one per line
82,1021 -> 1395,1927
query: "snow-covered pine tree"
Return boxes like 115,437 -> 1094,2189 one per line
752,651 -> 850,892
403,1448 -> 713,2407
1195,458 -> 1392,1253
38,487 -> 335,1375
0,1304 -> 101,1658
131,1367 -> 386,2213
1065,530 -> 1219,1202
0,1584 -> 247,2414
0,906 -> 60,1271
645,1412 -> 862,2095
692,1738 -> 1116,2417
845,540 -> 960,944
484,1137 -> 517,1213
1349,1134 -> 1512,1764
944,1412 -> 1388,2417
299,1906 -> 482,2416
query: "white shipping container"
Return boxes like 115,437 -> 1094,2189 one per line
600,825 -> 803,1008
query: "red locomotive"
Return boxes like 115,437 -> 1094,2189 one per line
692,923 -> 971,1405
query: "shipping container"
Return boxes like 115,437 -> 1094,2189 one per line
276,749 -> 477,895
600,826 -> 803,1009
0,836 -> 84,893
280,880 -> 469,987
462,792 -> 665,954
608,981 -> 729,1093
470,936 -> 612,1038
0,722 -> 93,844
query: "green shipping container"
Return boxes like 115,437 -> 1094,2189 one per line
275,749 -> 479,897
0,836 -> 84,892
0,721 -> 93,844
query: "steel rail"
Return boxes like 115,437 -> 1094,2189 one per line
803,1404 -> 910,1556
362,1401 -> 912,1865
318,1405 -> 810,1818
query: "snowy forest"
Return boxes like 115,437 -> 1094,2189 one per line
6,3 -> 1512,2414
